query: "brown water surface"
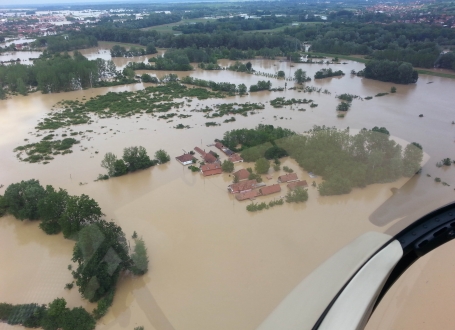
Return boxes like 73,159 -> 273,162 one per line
0,57 -> 454,330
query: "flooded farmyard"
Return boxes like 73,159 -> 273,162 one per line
1,50 -> 454,330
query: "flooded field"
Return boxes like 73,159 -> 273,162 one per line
0,50 -> 454,330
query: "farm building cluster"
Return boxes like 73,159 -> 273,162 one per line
175,141 -> 308,203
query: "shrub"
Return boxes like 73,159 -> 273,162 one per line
285,187 -> 309,203
154,149 -> 170,164
255,158 -> 270,174
221,160 -> 234,173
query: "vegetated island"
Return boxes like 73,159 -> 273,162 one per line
220,124 -> 423,196
0,180 -> 149,329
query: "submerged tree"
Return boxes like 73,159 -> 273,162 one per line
221,160 -> 234,173
131,238 -> 149,276
154,149 -> 170,164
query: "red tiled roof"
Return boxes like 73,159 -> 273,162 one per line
201,163 -> 222,176
287,180 -> 308,190
175,154 -> 194,163
234,168 -> 250,181
259,184 -> 281,196
204,153 -> 217,163
215,142 -> 225,149
229,154 -> 243,163
235,190 -> 259,201
278,173 -> 298,183
228,179 -> 257,193
194,147 -> 205,155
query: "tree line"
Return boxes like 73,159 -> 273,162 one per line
0,51 -> 133,97
284,22 -> 455,70
173,15 -> 291,34
99,146 -> 170,179
363,60 -> 419,84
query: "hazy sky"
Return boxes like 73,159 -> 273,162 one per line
1,0 -> 132,6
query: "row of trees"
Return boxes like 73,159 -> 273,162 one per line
0,298 -> 95,330
101,146 -> 170,178
110,44 -> 157,57
81,28 -> 301,53
180,76 -> 245,94
173,15 -> 291,34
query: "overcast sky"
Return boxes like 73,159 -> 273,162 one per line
1,0 -> 135,6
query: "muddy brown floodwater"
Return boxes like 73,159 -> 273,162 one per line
0,52 -> 454,330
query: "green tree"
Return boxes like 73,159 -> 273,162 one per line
264,146 -> 288,160
146,43 -> 157,54
402,142 -> 423,177
277,70 -> 285,78
294,69 -> 307,84
154,149 -> 170,164
123,146 -> 154,171
59,194 -> 103,239
285,187 -> 309,203
237,83 -> 247,95
72,221 -> 131,302
246,62 -> 252,71
122,67 -> 135,80
113,159 -> 128,176
221,160 -> 234,173
131,238 -> 149,275
38,186 -> 69,234
101,152 -> 117,177
3,179 -> 46,220
16,78 -> 27,95
62,307 -> 95,330
255,158 -> 270,174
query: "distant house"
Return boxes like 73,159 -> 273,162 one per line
258,184 -> 281,196
204,153 -> 218,164
228,179 -> 258,194
229,154 -> 243,163
200,163 -> 222,176
215,142 -> 226,150
194,147 -> 219,164
175,153 -> 195,166
278,173 -> 298,183
287,180 -> 308,190
214,141 -> 235,156
235,190 -> 259,201
234,168 -> 250,181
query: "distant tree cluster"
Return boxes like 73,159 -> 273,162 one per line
249,80 -> 272,92
33,33 -> 98,53
0,52 -> 132,96
221,124 -> 295,152
148,49 -> 193,71
100,146 -> 169,178
275,126 -> 423,196
364,60 -> 419,84
314,68 -> 345,79
110,45 -> 150,57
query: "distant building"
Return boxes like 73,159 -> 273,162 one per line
235,190 -> 259,201
277,173 -> 299,183
200,163 -> 222,176
287,180 -> 308,190
229,154 -> 243,163
194,147 -> 218,164
228,179 -> 258,194
175,153 -> 195,166
234,168 -> 250,181
214,141 -> 235,156
258,184 -> 281,196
